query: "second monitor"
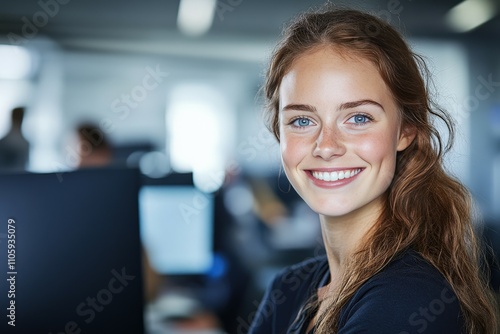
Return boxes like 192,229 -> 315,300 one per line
139,173 -> 214,276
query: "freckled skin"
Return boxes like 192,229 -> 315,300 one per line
279,47 -> 413,222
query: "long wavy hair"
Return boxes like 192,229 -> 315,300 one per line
264,7 -> 498,333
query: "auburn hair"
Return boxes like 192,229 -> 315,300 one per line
264,7 -> 498,333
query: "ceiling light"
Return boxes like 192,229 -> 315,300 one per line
177,0 -> 217,37
446,0 -> 497,32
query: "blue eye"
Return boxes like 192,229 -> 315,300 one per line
354,115 -> 368,123
348,114 -> 372,124
292,117 -> 312,127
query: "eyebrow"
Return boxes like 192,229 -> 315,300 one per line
281,99 -> 384,113
339,99 -> 384,112
281,103 -> 317,113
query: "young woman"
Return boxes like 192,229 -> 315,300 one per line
249,7 -> 498,334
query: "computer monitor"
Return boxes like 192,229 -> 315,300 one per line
139,173 -> 214,276
0,168 -> 144,334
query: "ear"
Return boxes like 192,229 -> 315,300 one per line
396,125 -> 416,152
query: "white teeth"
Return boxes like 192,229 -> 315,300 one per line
312,169 -> 361,182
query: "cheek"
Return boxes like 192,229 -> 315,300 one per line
355,132 -> 399,173
280,135 -> 307,170
280,137 -> 295,168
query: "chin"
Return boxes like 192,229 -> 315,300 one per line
306,200 -> 356,218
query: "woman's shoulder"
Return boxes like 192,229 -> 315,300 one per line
365,249 -> 460,308
375,249 -> 452,286
338,249 -> 464,333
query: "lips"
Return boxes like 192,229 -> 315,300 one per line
311,168 -> 362,182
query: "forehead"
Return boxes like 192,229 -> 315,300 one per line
279,47 -> 396,109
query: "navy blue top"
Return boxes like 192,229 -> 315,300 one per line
248,249 -> 464,333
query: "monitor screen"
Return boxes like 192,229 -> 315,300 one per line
0,168 -> 144,334
139,175 -> 214,275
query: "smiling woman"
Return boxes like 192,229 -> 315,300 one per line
279,49 -> 412,220
249,6 -> 498,334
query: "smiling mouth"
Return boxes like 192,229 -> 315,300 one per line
311,169 -> 362,182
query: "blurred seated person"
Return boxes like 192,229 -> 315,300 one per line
0,106 -> 30,171
75,123 -> 112,168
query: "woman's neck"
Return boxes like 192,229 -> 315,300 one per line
319,197 -> 383,280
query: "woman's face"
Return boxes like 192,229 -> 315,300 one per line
278,47 -> 413,220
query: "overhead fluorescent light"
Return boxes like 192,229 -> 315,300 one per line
177,0 -> 217,37
446,0 -> 497,32
0,45 -> 34,80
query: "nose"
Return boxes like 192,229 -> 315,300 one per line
313,125 -> 346,160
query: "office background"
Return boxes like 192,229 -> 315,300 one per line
1,0 -> 500,333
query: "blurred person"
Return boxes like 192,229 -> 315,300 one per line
75,122 -> 112,168
0,106 -> 30,171
249,7 -> 498,334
